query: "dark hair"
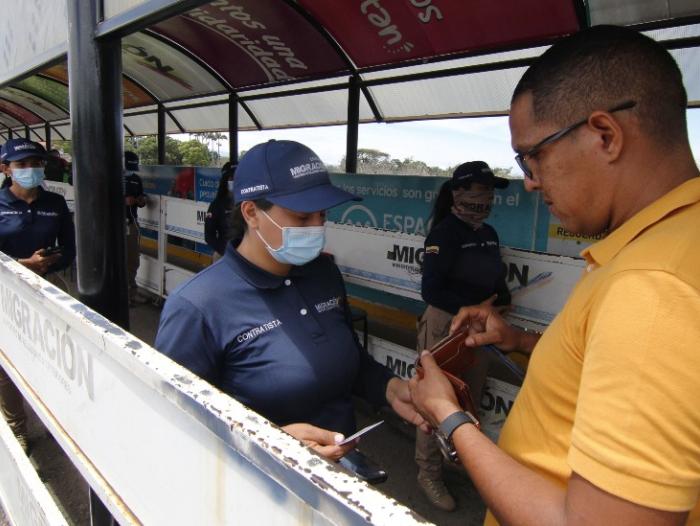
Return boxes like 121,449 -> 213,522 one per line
214,172 -> 232,202
513,25 -> 687,147
221,161 -> 236,177
428,181 -> 454,234
230,198 -> 274,241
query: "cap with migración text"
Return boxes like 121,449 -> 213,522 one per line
1,138 -> 49,163
234,140 -> 361,212
451,161 -> 510,189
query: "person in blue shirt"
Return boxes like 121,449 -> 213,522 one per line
415,161 -> 510,511
156,140 -> 426,461
0,138 -> 76,454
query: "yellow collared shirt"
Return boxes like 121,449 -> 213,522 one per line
487,177 -> 700,525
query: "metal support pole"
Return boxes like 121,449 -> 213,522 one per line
345,76 -> 360,174
228,93 -> 238,164
68,0 -> 128,328
67,2 -> 126,522
24,125 -> 30,140
45,122 -> 52,151
7,129 -> 12,139
157,103 -> 165,164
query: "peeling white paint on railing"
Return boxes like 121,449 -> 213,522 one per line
0,253 -> 431,525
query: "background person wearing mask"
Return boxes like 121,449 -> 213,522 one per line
415,162 -> 510,511
156,140 -> 426,461
124,151 -> 148,306
204,161 -> 236,261
0,138 -> 76,453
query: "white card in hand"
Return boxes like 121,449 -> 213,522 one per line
338,420 -> 384,445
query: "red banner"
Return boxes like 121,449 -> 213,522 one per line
298,0 -> 579,68
153,0 -> 349,89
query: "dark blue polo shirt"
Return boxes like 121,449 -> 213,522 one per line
0,187 -> 76,273
124,172 -> 144,225
155,242 -> 394,436
421,214 -> 510,315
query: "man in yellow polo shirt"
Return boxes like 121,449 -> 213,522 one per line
410,25 -> 700,525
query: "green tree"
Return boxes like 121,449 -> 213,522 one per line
179,139 -> 212,166
128,135 -> 183,165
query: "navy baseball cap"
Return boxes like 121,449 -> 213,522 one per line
452,161 -> 509,189
1,139 -> 49,163
124,151 -> 139,171
234,140 -> 360,212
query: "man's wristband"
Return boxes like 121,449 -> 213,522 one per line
435,410 -> 479,463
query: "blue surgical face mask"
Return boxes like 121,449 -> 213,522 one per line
12,167 -> 45,189
256,209 -> 325,266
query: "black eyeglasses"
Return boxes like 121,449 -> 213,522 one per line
514,100 -> 636,179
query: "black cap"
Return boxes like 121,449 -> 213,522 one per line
451,161 -> 509,189
124,151 -> 139,171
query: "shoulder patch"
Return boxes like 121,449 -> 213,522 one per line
425,246 -> 439,254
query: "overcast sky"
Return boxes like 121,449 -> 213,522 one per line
227,108 -> 700,176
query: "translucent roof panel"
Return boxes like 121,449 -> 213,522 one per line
0,98 -> 43,125
367,67 -> 527,121
672,47 -> 700,106
298,0 -> 578,69
122,32 -> 225,101
51,122 -> 72,141
589,0 -> 700,26
0,87 -> 68,121
243,90 -> 374,129
168,102 -> 257,132
123,112 -> 181,136
123,113 -> 158,136
14,76 -> 70,112
151,1 -> 349,89
0,113 -> 22,129
644,23 -> 700,41
104,0 -> 149,19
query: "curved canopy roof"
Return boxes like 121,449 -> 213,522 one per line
0,0 -> 699,141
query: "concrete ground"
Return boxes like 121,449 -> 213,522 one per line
1,292 -> 486,525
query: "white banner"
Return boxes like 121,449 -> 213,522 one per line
501,247 -> 585,325
327,223 -> 585,326
163,196 -> 208,242
325,224 -> 424,300
43,181 -> 74,212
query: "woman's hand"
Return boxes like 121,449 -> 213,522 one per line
282,423 -> 356,462
385,377 -> 430,433
18,248 -> 61,276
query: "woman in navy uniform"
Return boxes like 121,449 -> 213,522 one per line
415,161 -> 511,511
156,140 -> 425,460
0,138 -> 76,453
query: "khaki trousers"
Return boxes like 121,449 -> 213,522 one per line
0,366 -> 27,440
414,305 -> 491,478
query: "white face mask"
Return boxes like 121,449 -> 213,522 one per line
12,167 -> 45,189
256,209 -> 326,266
